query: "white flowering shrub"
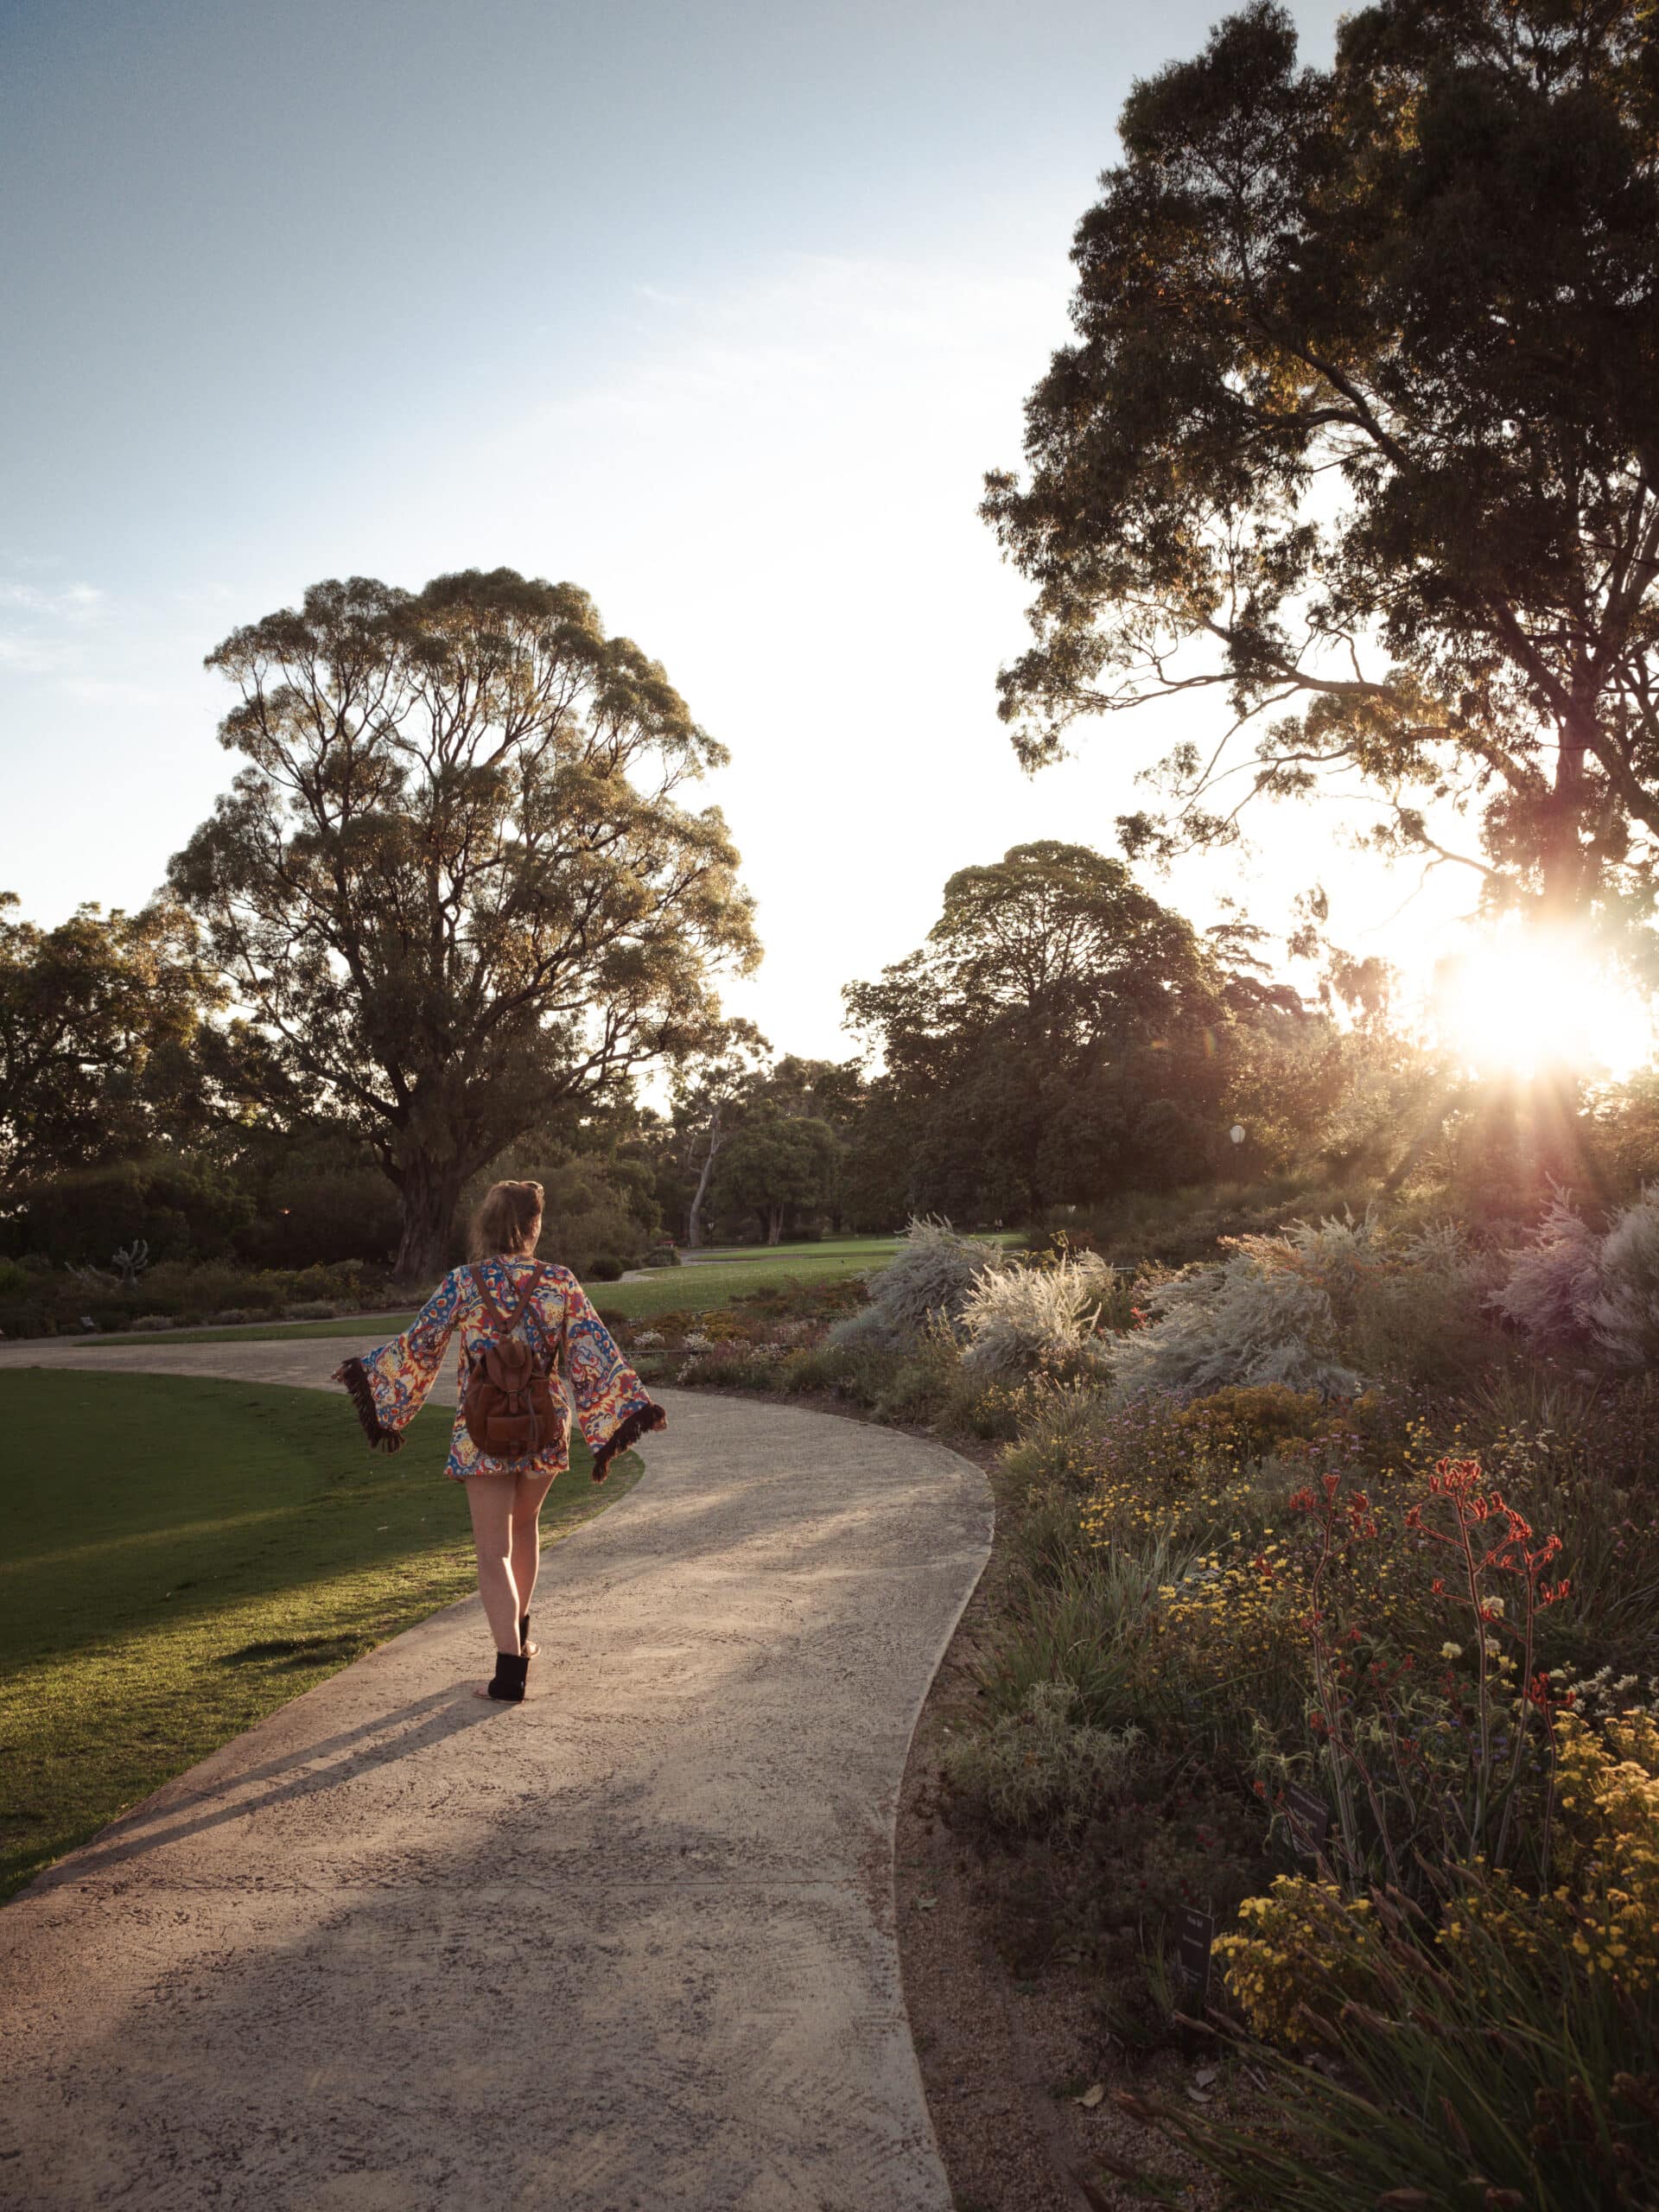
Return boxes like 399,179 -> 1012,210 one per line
959,1253 -> 1116,1382
829,1216 -> 1002,1352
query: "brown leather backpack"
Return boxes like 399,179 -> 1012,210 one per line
460,1264 -> 566,1464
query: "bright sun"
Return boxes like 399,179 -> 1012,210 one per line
1434,925 -> 1656,1081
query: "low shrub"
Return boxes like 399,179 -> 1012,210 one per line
1592,1187 -> 1659,1367
1491,1191 -> 1605,1351
586,1255 -> 625,1282
0,1256 -> 394,1338
1111,1243 -> 1366,1401
1108,1211 -> 1495,1402
976,1547 -> 1185,1735
941,1681 -> 1142,1837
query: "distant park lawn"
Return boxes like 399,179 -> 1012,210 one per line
0,1371 -> 640,1903
107,1240 -> 905,1347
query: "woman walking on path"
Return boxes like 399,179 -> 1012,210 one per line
334,1179 -> 665,1704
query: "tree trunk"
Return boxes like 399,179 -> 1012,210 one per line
685,1104 -> 724,1248
1541,724 -> 1589,921
391,1160 -> 465,1285
766,1205 -> 785,1245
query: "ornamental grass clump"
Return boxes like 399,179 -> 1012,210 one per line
958,1251 -> 1116,1382
828,1215 -> 1001,1354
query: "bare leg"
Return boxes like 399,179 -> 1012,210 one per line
510,1470 -> 557,1655
465,1472 -> 521,1688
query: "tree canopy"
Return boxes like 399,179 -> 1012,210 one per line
0,896 -> 226,1185
843,842 -> 1235,1217
983,0 -> 1659,930
170,568 -> 758,1278
711,1114 -> 842,1244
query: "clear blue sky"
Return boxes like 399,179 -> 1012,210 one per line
3,0 -> 1387,1060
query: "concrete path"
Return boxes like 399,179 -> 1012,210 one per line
0,1338 -> 992,2212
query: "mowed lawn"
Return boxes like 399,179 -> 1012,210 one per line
107,1241 -> 902,1347
0,1370 -> 639,1902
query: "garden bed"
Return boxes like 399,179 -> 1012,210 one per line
645,1210 -> 1659,2208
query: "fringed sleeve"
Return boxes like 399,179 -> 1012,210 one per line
562,1282 -> 666,1483
333,1270 -> 463,1454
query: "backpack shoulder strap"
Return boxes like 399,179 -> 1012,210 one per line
470,1264 -> 512,1335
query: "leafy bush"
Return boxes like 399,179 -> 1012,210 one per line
959,1253 -> 1116,1382
236,1160 -> 399,1268
941,1680 -> 1142,1837
828,1216 -> 1001,1352
3,1158 -> 255,1268
586,1255 -> 625,1282
0,1256 -> 390,1338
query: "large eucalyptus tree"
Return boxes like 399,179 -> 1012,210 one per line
985,0 -> 1659,931
172,567 -> 758,1279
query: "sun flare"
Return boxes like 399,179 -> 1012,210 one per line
1434,925 -> 1656,1081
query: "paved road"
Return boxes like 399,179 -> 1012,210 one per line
0,1339 -> 992,2212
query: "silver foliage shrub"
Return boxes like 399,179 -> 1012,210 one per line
1491,1188 -> 1659,1366
959,1253 -> 1116,1382
1591,1190 -> 1659,1367
829,1215 -> 1002,1352
1109,1249 -> 1367,1401
1109,1211 -> 1490,1400
939,1681 -> 1142,1837
1490,1194 -> 1605,1351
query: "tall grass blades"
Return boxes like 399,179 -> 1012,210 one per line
959,1252 -> 1116,1382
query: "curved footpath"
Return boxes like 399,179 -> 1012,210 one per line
0,1338 -> 993,2212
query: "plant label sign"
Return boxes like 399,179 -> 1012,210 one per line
1283,1781 -> 1332,1859
1176,1906 -> 1215,2004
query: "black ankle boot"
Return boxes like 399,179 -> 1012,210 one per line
486,1649 -> 530,1703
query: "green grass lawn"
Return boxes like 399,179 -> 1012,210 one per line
687,1235 -> 901,1262
94,1244 -> 899,1346
0,1371 -> 639,1902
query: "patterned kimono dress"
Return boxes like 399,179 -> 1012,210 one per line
335,1257 -> 664,1483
